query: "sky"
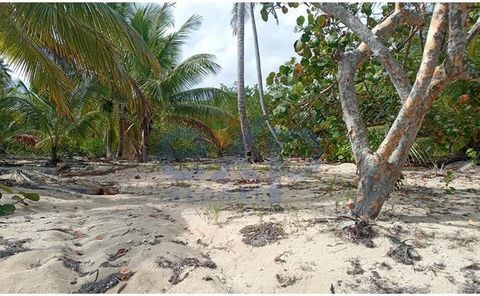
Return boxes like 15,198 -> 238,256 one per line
169,2 -> 306,87
10,2 -> 306,88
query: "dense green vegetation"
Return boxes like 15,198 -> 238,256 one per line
0,2 -> 479,167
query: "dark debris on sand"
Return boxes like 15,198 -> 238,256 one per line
346,258 -> 364,275
240,222 -> 286,247
368,270 -> 429,293
0,237 -> 31,259
76,273 -> 121,293
60,256 -> 87,276
338,221 -> 375,248
461,271 -> 480,293
276,273 -> 300,288
156,255 -> 217,285
386,238 -> 421,265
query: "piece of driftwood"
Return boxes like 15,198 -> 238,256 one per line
60,165 -> 136,177
8,169 -> 120,195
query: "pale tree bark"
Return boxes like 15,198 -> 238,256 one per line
318,3 -> 478,220
237,2 -> 263,163
249,3 -> 283,151
106,127 -> 112,159
129,78 -> 152,163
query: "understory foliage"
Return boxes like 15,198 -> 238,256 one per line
263,2 -> 480,164
0,3 -> 479,166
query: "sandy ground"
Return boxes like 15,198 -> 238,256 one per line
0,158 -> 479,293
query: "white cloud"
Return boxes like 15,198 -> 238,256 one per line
172,2 -> 306,88
9,3 -> 306,89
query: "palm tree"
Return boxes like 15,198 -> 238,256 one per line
232,3 -> 263,162
0,3 -> 160,116
248,3 -> 283,151
118,4 -> 233,161
0,80 -> 104,164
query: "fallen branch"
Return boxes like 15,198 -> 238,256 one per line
60,165 -> 136,177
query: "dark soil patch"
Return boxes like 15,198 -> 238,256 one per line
0,238 -> 31,259
346,258 -> 364,275
338,221 -> 375,248
156,256 -> 217,285
276,273 -> 299,288
240,222 -> 286,247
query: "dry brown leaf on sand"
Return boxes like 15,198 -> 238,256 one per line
108,248 -> 128,261
73,230 -> 86,239
118,266 -> 134,281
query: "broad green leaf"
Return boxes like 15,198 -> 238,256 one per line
296,16 -> 305,26
261,8 -> 268,22
307,13 -> 314,24
301,33 -> 310,43
281,6 -> 288,14
310,37 -> 320,48
266,72 -> 275,85
0,183 -> 14,194
316,15 -> 326,27
0,204 -> 16,216
288,2 -> 299,8
20,191 -> 40,202
11,195 -> 23,202
294,40 -> 304,53
361,3 -> 373,16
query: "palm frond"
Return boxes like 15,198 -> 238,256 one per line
231,3 -> 250,36
170,87 -> 233,104
155,14 -> 202,68
162,54 -> 221,95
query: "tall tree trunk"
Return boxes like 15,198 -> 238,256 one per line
106,127 -> 112,159
237,3 -> 263,163
116,104 -> 126,159
138,97 -> 151,163
51,136 -> 59,164
249,3 -> 283,151
317,3 -> 479,220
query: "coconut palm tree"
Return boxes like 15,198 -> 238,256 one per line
232,3 -> 263,162
0,3 -> 160,116
117,3 -> 233,160
0,80 -> 104,164
248,3 -> 283,151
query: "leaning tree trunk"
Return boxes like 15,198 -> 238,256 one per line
249,3 -> 283,151
237,3 -> 263,163
318,3 -> 480,219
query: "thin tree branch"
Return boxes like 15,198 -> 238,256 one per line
402,26 -> 416,69
376,3 -> 448,162
319,3 -> 412,102
463,65 -> 480,82
467,16 -> 480,45
447,3 -> 468,72
318,4 -> 423,165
